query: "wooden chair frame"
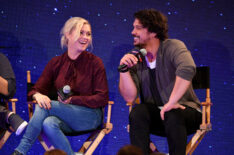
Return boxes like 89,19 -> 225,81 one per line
126,67 -> 212,155
0,98 -> 18,149
27,70 -> 114,155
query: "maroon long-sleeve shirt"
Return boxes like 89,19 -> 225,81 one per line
28,51 -> 109,108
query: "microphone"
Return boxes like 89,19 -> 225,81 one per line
57,85 -> 73,101
118,48 -> 147,72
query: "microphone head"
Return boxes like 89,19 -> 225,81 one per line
140,48 -> 147,56
63,85 -> 71,94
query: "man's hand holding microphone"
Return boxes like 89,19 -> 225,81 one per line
118,48 -> 147,72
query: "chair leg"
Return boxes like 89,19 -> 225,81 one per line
78,130 -> 100,153
150,141 -> 159,152
0,131 -> 12,149
186,130 -> 206,155
84,130 -> 106,155
38,134 -> 54,151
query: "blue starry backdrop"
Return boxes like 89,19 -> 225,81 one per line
0,0 -> 233,154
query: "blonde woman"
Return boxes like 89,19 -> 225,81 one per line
12,17 -> 109,155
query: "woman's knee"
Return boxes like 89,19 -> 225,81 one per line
43,116 -> 60,132
34,104 -> 46,113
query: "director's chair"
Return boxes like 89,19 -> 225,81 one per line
27,70 -> 114,155
126,66 -> 212,155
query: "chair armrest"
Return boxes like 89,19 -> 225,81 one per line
6,98 -> 18,113
8,98 -> 18,102
104,101 -> 114,134
106,101 -> 114,123
27,100 -> 37,119
126,98 -> 140,132
200,101 -> 212,131
104,123 -> 113,134
126,97 -> 140,114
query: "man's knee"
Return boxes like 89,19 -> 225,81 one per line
129,104 -> 148,123
164,110 -> 185,133
164,109 -> 182,121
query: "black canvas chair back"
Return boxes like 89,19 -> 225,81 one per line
192,66 -> 210,89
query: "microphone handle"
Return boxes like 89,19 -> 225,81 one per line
118,64 -> 128,72
118,49 -> 145,72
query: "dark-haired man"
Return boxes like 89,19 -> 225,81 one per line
119,9 -> 202,155
0,53 -> 27,138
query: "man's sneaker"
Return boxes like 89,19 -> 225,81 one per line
8,113 -> 28,136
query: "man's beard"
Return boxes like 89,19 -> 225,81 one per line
134,43 -> 146,49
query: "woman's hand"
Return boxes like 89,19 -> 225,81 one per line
58,96 -> 72,104
33,93 -> 51,109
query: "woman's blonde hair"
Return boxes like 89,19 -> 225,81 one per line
60,17 -> 92,49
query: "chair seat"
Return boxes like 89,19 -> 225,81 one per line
64,125 -> 103,136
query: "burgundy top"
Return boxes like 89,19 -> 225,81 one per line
28,51 -> 109,108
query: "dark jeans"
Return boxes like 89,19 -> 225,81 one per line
0,104 -> 10,129
129,103 -> 202,155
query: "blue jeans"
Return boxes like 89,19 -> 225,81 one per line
15,101 -> 102,155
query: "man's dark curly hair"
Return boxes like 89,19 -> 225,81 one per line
134,9 -> 169,41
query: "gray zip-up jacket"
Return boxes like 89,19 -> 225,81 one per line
129,39 -> 201,112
